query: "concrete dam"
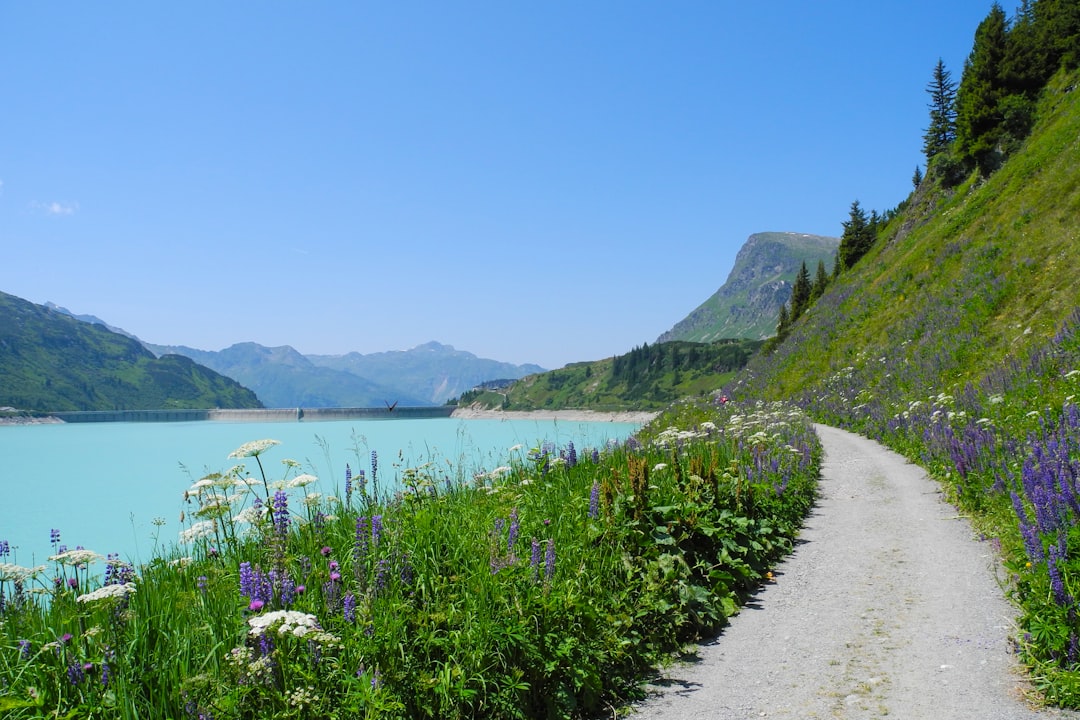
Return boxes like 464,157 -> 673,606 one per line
51,406 -> 456,423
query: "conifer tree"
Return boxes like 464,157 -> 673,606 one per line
790,261 -> 812,320
811,259 -> 829,300
776,303 -> 790,337
956,3 -> 1009,174
923,58 -> 958,161
838,200 -> 874,270
913,165 -> 924,188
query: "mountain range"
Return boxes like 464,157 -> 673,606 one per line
3,229 -> 831,413
144,340 -> 545,409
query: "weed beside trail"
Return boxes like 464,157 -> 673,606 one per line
0,399 -> 818,719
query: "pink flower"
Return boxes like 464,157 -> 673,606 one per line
248,599 -> 265,612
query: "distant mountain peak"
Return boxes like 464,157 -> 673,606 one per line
658,231 -> 839,344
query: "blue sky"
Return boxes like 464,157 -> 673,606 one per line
1,2 -> 997,369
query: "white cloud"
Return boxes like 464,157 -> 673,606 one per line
34,200 -> 78,216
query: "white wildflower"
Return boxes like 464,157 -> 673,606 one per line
49,549 -> 104,566
233,506 -> 265,525
247,610 -> 321,638
287,473 -> 319,489
76,582 -> 136,604
0,562 -> 46,582
228,439 -> 280,459
653,463 -> 668,472
178,520 -> 216,543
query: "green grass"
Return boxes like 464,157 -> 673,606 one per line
462,340 -> 761,412
0,399 -> 818,718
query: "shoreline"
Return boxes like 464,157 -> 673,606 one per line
450,407 -> 659,424
0,408 -> 659,426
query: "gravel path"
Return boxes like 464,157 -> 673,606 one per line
630,424 -> 1079,719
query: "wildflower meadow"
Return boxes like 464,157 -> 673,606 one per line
0,400 -> 818,718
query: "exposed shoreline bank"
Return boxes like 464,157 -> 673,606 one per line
449,407 -> 659,424
0,407 -> 659,426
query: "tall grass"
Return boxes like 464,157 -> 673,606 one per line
0,400 -> 818,718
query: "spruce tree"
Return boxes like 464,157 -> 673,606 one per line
790,261 -> 812,320
923,58 -> 958,161
838,200 -> 874,270
955,3 -> 1009,174
913,165 -> 924,188
776,303 -> 790,337
811,259 -> 829,300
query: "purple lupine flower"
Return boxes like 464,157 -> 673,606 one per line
1048,544 -> 1072,606
18,639 -> 30,660
508,509 -> 519,555
588,481 -> 600,518
272,490 -> 290,536
0,540 -> 9,557
67,661 -> 85,685
323,578 -> 341,611
374,558 -> 388,595
357,469 -> 367,496
544,539 -> 555,582
371,515 -> 383,548
258,632 -> 274,658
50,528 -> 61,547
592,448 -> 600,464
399,553 -> 414,586
343,592 -> 356,622
280,575 -> 296,607
197,575 -> 207,593
371,451 -> 378,486
354,516 -> 370,564
239,562 -> 255,598
566,441 -> 577,468
530,538 -> 541,582
344,464 -> 353,506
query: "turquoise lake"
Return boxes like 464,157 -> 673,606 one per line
0,416 -> 640,568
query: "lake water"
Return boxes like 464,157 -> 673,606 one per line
0,416 -> 640,567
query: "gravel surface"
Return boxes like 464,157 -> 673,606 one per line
630,424 -> 1079,719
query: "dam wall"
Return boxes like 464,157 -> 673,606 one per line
52,406 -> 455,424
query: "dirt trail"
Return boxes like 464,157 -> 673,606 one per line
631,424 -> 1077,719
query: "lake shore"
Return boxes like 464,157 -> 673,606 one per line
450,407 -> 659,424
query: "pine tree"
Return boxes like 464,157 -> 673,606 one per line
923,58 -> 958,161
913,165 -> 924,188
811,259 -> 829,300
790,261 -> 812,320
838,200 -> 874,270
955,3 -> 1009,174
776,303 -> 790,337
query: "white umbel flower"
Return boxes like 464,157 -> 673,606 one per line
228,439 -> 281,459
248,610 -> 322,638
76,582 -> 136,603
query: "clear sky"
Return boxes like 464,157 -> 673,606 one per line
1,2 -> 998,369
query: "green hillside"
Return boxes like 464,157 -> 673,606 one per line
729,64 -> 1080,704
657,232 -> 839,343
0,291 -> 262,412
460,339 -> 761,411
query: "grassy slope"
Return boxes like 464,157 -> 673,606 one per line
466,339 -> 762,411
727,68 -> 1080,704
0,291 -> 262,412
733,69 -> 1080,410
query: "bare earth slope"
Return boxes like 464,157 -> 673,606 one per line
632,425 -> 1079,719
